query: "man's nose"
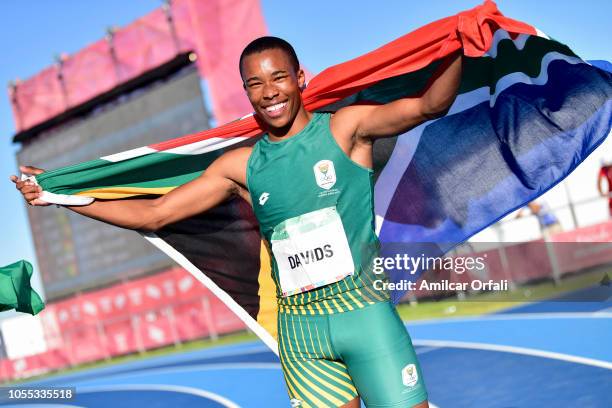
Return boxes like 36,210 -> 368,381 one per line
262,83 -> 279,99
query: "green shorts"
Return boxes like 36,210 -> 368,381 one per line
278,301 -> 428,407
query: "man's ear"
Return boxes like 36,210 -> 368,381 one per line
297,68 -> 306,91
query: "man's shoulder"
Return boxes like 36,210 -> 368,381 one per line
209,146 -> 253,186
223,146 -> 253,159
215,146 -> 253,170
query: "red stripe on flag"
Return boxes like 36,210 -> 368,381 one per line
149,1 -> 536,153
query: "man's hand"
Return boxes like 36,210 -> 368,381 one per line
9,166 -> 50,207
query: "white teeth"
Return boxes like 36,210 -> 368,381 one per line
265,102 -> 287,112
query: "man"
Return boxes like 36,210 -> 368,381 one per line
516,200 -> 562,239
13,37 -> 461,407
598,160 -> 612,218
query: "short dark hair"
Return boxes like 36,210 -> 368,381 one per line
239,36 -> 300,77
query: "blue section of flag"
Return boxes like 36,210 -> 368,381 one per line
376,55 -> 612,302
588,60 -> 612,73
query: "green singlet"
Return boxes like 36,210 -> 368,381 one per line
247,112 -> 428,407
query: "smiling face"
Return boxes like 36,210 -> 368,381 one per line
240,48 -> 308,137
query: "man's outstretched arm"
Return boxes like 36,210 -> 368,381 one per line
10,148 -> 251,232
332,52 -> 462,140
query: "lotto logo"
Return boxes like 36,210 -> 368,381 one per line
259,192 -> 270,205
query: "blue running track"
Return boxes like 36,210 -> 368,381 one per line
3,286 -> 610,407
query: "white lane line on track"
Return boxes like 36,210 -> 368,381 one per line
406,312 -> 612,325
74,363 -> 442,408
78,374 -> 442,408
416,347 -> 441,355
37,346 -> 272,384
76,384 -> 240,408
412,339 -> 612,370
71,363 -> 282,383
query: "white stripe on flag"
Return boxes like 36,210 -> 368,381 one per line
101,146 -> 156,162
142,232 -> 279,355
485,31 -> 530,58
163,136 -> 249,155
374,86 -> 490,221
490,52 -> 584,106
535,27 -> 550,40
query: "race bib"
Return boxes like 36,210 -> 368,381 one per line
271,207 -> 355,297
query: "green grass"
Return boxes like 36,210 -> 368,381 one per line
397,266 -> 609,321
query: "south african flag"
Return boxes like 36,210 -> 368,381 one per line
29,1 -> 612,351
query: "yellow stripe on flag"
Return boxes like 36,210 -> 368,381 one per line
76,186 -> 177,199
256,241 -> 278,341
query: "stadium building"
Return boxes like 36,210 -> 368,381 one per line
2,0 -> 267,378
12,0 -> 267,301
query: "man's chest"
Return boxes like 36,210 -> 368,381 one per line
250,155 -> 346,232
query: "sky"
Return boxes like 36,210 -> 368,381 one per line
0,0 -> 611,299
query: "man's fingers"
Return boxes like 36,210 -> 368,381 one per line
14,180 -> 28,191
12,165 -> 45,191
24,193 -> 41,201
11,168 -> 49,206
20,185 -> 41,194
19,165 -> 44,175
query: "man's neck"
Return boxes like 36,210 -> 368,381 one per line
267,109 -> 312,141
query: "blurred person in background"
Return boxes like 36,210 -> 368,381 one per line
517,200 -> 562,239
597,159 -> 612,218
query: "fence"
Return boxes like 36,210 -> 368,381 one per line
0,267 -> 245,381
405,194 -> 612,300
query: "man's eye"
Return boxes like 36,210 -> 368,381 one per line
274,76 -> 287,81
248,82 -> 262,88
